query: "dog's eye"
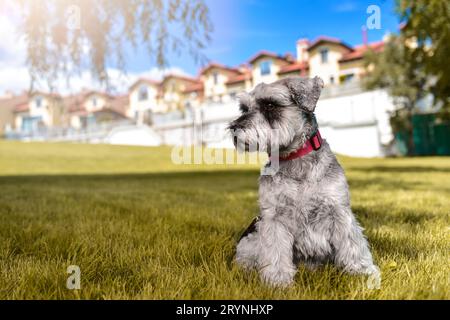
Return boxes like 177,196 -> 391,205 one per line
258,98 -> 279,110
239,103 -> 249,113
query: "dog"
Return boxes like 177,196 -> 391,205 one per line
228,76 -> 380,286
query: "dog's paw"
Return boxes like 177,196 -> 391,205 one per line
364,265 -> 381,290
260,267 -> 295,287
361,264 -> 380,276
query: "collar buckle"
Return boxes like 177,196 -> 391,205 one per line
310,131 -> 322,151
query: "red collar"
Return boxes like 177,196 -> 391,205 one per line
277,131 -> 323,161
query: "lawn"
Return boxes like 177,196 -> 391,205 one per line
0,140 -> 448,299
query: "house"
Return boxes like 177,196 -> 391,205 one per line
13,92 -> 63,132
127,78 -> 160,124
159,74 -> 201,111
0,93 -> 28,135
248,51 -> 295,86
182,82 -> 204,109
225,67 -> 253,98
199,62 -> 243,104
66,91 -> 128,129
338,41 -> 384,83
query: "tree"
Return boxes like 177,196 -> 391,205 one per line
363,35 -> 428,155
363,35 -> 428,111
0,0 -> 212,91
397,0 -> 450,110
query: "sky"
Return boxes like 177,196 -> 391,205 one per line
155,0 -> 401,75
0,0 -> 401,95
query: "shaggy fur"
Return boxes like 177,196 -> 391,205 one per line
229,76 -> 380,286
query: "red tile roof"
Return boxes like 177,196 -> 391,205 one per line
278,62 -> 309,75
339,41 -> 384,63
248,50 -> 293,64
108,95 -> 129,116
307,36 -> 353,52
13,102 -> 29,113
129,78 -> 160,91
183,82 -> 204,94
162,73 -> 200,85
64,94 -> 88,113
199,62 -> 241,75
0,94 -> 28,113
226,71 -> 252,85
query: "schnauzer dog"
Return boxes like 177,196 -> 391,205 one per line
228,76 -> 379,287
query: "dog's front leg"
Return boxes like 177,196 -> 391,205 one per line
331,207 -> 380,277
256,217 -> 296,287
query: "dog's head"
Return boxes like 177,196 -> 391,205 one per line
228,76 -> 324,154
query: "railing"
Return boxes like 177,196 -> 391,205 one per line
5,119 -> 136,142
320,81 -> 363,99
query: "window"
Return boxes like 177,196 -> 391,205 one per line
260,60 -> 272,76
320,48 -> 329,63
138,85 -> 148,101
342,74 -> 355,83
230,92 -> 237,100
330,76 -> 335,84
213,72 -> 219,85
35,96 -> 42,108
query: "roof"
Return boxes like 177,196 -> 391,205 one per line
0,94 -> 28,113
108,95 -> 129,116
248,50 -> 293,64
307,36 -> 353,52
64,93 -> 89,113
162,73 -> 200,85
91,107 -> 128,119
339,41 -> 385,63
80,90 -> 112,99
277,62 -> 309,75
13,101 -> 29,113
183,82 -> 204,94
199,62 -> 241,75
65,91 -> 130,116
226,71 -> 252,85
129,78 -> 160,91
10,91 -> 60,114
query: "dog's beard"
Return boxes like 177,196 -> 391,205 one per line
232,127 -> 271,153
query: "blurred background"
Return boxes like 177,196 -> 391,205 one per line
0,0 -> 448,156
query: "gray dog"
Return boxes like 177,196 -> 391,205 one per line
228,76 -> 379,286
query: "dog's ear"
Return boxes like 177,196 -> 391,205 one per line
284,76 -> 324,112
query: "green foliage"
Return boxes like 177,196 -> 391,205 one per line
398,0 -> 450,110
363,1 -> 450,151
363,35 -> 428,111
0,0 -> 212,90
0,142 -> 449,299
363,36 -> 427,154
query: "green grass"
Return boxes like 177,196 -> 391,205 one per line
0,140 -> 449,299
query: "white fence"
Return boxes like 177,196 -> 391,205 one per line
152,87 -> 396,157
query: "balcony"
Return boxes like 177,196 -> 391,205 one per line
320,81 -> 364,99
